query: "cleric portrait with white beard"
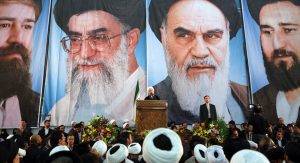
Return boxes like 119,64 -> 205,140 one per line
149,0 -> 249,124
47,0 -> 146,126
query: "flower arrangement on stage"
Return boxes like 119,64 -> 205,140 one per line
192,119 -> 229,144
82,115 -> 120,144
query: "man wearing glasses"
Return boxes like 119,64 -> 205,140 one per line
49,0 -> 146,126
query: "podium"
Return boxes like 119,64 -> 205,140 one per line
136,100 -> 168,132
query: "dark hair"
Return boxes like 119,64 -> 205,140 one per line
50,130 -> 64,147
47,151 -> 81,163
44,119 -> 50,124
204,95 -> 210,99
170,125 -> 177,130
267,147 -> 285,161
74,142 -> 91,156
0,140 -> 19,163
189,136 -> 207,151
296,120 -> 300,128
247,0 -> 300,25
79,152 -> 98,163
229,120 -> 236,125
74,123 -> 83,129
285,142 -> 300,162
116,131 -> 132,145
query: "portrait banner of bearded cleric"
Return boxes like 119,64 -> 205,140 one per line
246,0 -> 300,124
45,0 -> 147,126
148,0 -> 250,124
0,0 -> 46,128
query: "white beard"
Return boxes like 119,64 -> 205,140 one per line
66,35 -> 129,110
163,39 -> 230,118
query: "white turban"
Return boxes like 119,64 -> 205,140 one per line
123,123 -> 129,129
92,140 -> 107,156
230,149 -> 270,163
6,135 -> 14,140
71,121 -> 76,126
49,145 -> 70,156
108,119 -> 116,125
248,140 -> 258,149
106,144 -> 130,163
128,143 -> 142,155
194,144 -> 208,163
207,145 -> 228,163
18,148 -> 26,158
142,128 -> 183,163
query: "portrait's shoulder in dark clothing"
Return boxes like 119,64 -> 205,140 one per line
253,84 -> 278,124
19,87 -> 40,127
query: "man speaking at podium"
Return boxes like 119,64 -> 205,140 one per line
200,95 -> 217,123
144,87 -> 160,100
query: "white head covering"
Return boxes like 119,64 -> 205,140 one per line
194,144 -> 208,163
108,119 -> 116,125
248,140 -> 258,149
230,149 -> 270,163
71,121 -> 76,126
142,128 -> 183,163
92,140 -> 107,156
49,145 -> 70,156
106,144 -> 129,163
207,145 -> 228,163
123,122 -> 129,129
128,143 -> 142,155
6,135 -> 14,140
18,148 -> 26,158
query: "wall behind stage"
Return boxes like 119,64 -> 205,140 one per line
2,0 -> 298,128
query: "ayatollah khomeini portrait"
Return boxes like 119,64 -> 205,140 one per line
149,0 -> 249,124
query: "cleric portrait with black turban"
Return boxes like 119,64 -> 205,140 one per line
49,0 -> 147,126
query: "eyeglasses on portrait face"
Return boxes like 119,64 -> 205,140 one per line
60,32 -> 127,54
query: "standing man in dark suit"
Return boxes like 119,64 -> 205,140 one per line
38,120 -> 53,144
200,95 -> 217,122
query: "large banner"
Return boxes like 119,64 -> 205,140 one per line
244,0 -> 300,124
3,0 -> 299,128
0,0 -> 49,128
147,0 -> 249,124
42,0 -> 147,126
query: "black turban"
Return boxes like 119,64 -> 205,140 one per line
149,0 -> 241,41
247,0 -> 300,25
34,0 -> 42,15
54,0 -> 146,34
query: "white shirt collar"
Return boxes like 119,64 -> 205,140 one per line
276,91 -> 300,124
0,96 -> 22,128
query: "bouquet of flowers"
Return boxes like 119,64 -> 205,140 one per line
192,119 -> 229,144
82,115 -> 120,144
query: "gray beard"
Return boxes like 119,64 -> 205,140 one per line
163,40 -> 230,117
66,35 -> 129,109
